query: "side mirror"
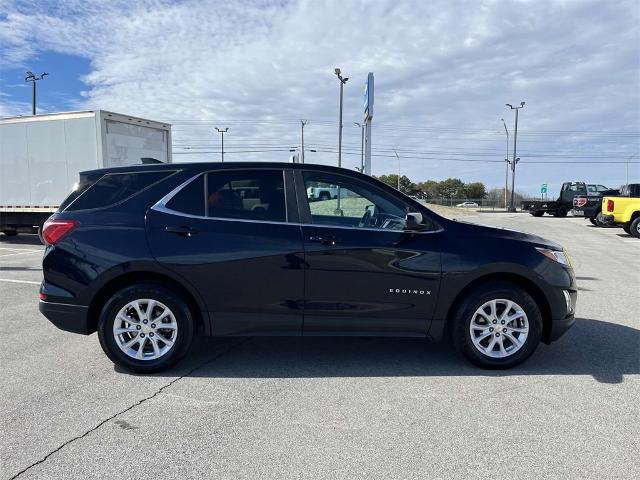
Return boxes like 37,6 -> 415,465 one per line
405,212 -> 427,231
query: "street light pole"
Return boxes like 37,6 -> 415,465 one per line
300,120 -> 307,163
25,71 -> 48,115
215,127 -> 228,162
334,68 -> 349,169
501,118 -> 510,210
354,122 -> 364,172
505,102 -> 525,211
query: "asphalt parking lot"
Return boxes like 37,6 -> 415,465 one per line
1,213 -> 638,480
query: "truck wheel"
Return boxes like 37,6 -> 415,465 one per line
319,192 -> 330,201
630,217 -> 640,239
450,282 -> 542,369
554,206 -> 568,217
622,224 -> 632,235
97,284 -> 195,373
2,230 -> 18,237
589,218 -> 598,226
530,211 -> 544,217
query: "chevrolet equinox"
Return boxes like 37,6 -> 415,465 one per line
39,163 -> 576,372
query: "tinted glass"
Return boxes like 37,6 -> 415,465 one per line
206,170 -> 286,222
65,171 -> 172,211
166,174 -> 205,216
303,171 -> 422,231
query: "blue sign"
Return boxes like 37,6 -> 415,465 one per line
363,72 -> 374,119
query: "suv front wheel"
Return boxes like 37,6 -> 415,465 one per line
97,284 -> 194,373
451,282 -> 542,369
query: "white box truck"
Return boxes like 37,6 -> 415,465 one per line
0,110 -> 172,241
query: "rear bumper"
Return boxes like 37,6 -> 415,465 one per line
39,300 -> 92,335
598,213 -> 615,225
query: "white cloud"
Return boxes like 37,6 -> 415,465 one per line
0,0 -> 638,192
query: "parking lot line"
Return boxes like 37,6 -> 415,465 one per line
0,278 -> 41,285
0,250 -> 42,258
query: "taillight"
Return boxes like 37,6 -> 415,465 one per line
42,219 -> 79,245
606,199 -> 614,212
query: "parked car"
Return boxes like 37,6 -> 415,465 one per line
39,163 -> 577,372
307,184 -> 344,201
598,195 -> 640,237
523,182 -> 610,217
456,201 -> 479,208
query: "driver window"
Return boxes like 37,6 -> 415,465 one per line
303,171 -> 412,231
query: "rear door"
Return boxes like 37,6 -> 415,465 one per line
296,169 -> 442,336
146,168 -> 305,335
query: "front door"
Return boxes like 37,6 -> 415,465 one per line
296,169 -> 442,336
146,168 -> 305,336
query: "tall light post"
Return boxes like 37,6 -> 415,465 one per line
25,71 -> 48,115
353,122 -> 364,172
300,120 -> 307,163
215,127 -> 228,162
334,68 -> 349,168
501,118 -> 510,210
505,102 -> 525,211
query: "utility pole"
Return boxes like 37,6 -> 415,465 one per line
354,122 -> 364,172
215,127 -> 228,162
501,118 -> 510,210
394,150 -> 401,192
25,71 -> 48,115
300,120 -> 307,163
505,102 -> 525,211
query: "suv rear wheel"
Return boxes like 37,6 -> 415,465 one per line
451,282 -> 542,369
630,217 -> 640,238
97,284 -> 194,373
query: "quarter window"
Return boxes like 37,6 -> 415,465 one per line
165,174 -> 205,216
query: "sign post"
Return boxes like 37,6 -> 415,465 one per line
363,72 -> 374,175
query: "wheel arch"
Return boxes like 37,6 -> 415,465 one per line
442,272 -> 553,344
86,271 -> 208,335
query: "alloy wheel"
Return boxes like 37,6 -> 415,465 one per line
113,299 -> 178,361
469,299 -> 529,358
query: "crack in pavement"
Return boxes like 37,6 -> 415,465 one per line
9,339 -> 248,480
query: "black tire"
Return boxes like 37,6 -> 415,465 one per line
589,217 -> 598,226
630,217 -> 640,239
319,192 -> 330,201
530,211 -> 544,217
2,230 -> 18,237
622,224 -> 632,235
554,205 -> 568,217
450,282 -> 543,369
97,284 -> 194,373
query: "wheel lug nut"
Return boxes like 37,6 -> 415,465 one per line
151,324 -> 156,328
495,333 -> 500,337
143,320 -> 148,324
136,325 -> 141,330
150,332 -> 154,337
503,328 -> 507,333
501,320 -> 505,325
489,327 -> 494,332
140,333 -> 145,338
492,320 -> 497,324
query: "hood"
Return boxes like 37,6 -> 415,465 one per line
450,219 -> 563,250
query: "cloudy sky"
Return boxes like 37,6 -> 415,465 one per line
0,0 -> 638,194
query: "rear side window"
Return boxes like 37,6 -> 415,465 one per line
65,171 -> 172,211
207,170 -> 286,222
165,175 -> 205,216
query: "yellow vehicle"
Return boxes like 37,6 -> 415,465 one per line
599,196 -> 640,238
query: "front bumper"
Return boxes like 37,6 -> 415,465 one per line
548,313 -> 576,342
39,300 -> 92,335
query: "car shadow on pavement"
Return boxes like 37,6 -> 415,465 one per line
148,317 -> 638,385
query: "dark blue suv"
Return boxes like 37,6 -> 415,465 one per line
40,162 -> 576,372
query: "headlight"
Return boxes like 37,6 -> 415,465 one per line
536,247 -> 571,266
